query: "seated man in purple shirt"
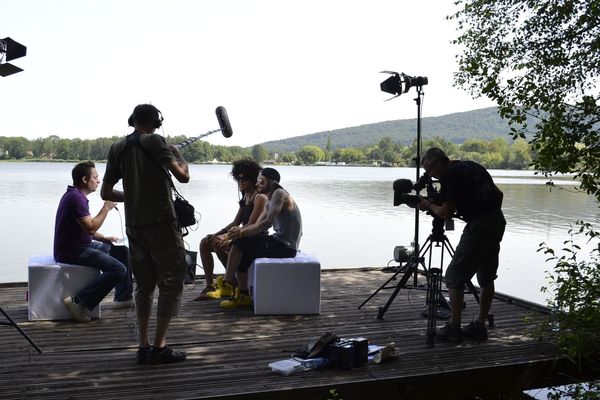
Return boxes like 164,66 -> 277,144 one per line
54,161 -> 133,322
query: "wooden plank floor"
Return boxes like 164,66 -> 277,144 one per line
0,269 -> 577,400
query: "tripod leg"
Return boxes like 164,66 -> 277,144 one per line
466,281 -> 480,303
0,306 -> 42,354
358,267 -> 404,310
376,259 -> 422,319
426,267 -> 441,346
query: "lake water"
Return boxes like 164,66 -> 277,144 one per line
1,162 -> 597,306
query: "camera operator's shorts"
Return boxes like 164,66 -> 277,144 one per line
232,234 -> 297,273
445,210 -> 506,290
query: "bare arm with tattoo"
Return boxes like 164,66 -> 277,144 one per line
229,189 -> 287,239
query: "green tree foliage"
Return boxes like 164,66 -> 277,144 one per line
451,0 -> 600,395
507,138 -> 532,170
297,145 -> 325,165
0,134 -> 533,169
325,136 -> 333,152
279,152 -> 297,164
251,144 -> 269,163
378,136 -> 395,153
538,222 -> 600,398
451,0 -> 600,200
0,137 -> 29,159
338,148 -> 365,164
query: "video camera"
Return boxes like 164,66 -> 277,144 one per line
393,173 -> 454,239
392,173 -> 440,208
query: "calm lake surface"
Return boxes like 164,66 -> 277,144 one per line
1,162 -> 597,306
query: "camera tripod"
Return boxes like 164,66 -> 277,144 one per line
358,218 -> 482,346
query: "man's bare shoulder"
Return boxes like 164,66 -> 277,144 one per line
272,188 -> 297,210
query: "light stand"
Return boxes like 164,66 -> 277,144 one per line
0,306 -> 42,353
359,72 -> 453,346
359,72 -> 429,316
379,72 -> 429,286
0,35 -> 41,353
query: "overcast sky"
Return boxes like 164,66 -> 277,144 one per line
1,0 -> 495,147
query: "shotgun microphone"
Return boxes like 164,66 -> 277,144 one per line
174,106 -> 234,149
216,106 -> 233,138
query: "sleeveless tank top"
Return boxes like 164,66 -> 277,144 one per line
239,193 -> 256,226
271,200 -> 303,250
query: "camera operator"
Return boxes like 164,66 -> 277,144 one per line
417,147 -> 506,343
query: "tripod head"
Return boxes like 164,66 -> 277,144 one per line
430,215 -> 446,243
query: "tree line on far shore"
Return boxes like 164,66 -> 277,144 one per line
0,134 -> 533,170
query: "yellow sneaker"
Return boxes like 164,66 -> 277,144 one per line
205,281 -> 234,299
215,275 -> 224,289
220,288 -> 253,309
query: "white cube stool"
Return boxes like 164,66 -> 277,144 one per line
248,252 -> 321,315
28,255 -> 101,321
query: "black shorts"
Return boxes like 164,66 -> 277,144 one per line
445,210 -> 506,289
233,234 -> 297,272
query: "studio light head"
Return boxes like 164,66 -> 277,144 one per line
380,71 -> 428,100
0,37 -> 27,77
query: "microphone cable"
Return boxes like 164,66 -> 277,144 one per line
112,206 -> 137,339
114,206 -> 127,244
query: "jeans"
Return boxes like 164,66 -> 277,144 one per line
64,241 -> 133,310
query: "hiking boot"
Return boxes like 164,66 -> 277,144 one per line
205,281 -> 234,299
220,288 -> 253,309
63,296 -> 91,322
462,320 -> 488,341
436,322 -> 463,344
149,346 -> 187,365
136,346 -> 151,365
193,285 -> 216,301
215,275 -> 224,289
113,298 -> 134,309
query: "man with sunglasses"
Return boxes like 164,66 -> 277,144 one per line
417,147 -> 505,343
208,167 -> 303,309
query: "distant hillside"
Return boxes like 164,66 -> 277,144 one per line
260,107 -> 512,153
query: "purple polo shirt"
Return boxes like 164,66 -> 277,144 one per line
53,186 -> 92,261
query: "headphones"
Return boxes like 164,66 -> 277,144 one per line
128,104 -> 163,129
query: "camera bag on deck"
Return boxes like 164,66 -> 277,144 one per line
293,332 -> 339,359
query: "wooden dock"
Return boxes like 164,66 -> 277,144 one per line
0,269 -> 584,399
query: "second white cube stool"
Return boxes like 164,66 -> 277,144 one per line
248,252 -> 321,315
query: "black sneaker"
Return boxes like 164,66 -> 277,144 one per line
136,346 -> 151,365
436,322 -> 464,344
149,346 -> 187,365
462,320 -> 488,341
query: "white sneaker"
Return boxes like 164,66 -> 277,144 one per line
113,298 -> 134,309
63,296 -> 91,322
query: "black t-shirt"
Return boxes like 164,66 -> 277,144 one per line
440,160 -> 502,222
